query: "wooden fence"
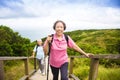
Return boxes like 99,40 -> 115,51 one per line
0,57 -> 38,80
0,54 -> 120,80
69,54 -> 120,80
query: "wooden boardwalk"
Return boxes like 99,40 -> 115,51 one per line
29,69 -> 53,80
29,56 -> 53,80
29,69 -> 72,80
29,56 -> 72,80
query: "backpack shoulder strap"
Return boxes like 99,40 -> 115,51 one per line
35,44 -> 39,53
64,34 -> 69,45
51,34 -> 54,43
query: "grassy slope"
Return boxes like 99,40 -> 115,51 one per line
66,29 -> 120,80
4,59 -> 35,80
66,29 -> 120,55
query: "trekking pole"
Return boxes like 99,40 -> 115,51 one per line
47,55 -> 50,80
47,42 -> 51,80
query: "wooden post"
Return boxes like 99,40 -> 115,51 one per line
24,58 -> 29,80
89,58 -> 99,80
69,57 -> 74,74
0,60 -> 4,80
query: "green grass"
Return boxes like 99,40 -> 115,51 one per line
97,66 -> 120,80
4,59 -> 35,80
5,61 -> 24,80
73,65 -> 120,80
73,65 -> 89,80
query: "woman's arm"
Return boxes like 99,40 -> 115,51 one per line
43,35 -> 52,55
31,51 -> 35,57
72,44 -> 90,57
68,36 -> 92,57
43,40 -> 49,55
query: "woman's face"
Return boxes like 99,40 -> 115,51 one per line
55,22 -> 64,36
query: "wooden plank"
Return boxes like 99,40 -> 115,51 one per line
93,54 -> 120,59
24,58 -> 29,80
89,58 -> 99,80
69,57 -> 74,74
19,75 -> 28,80
69,54 -> 120,59
0,57 -> 27,60
20,70 -> 37,80
0,54 -> 119,61
69,74 -> 80,80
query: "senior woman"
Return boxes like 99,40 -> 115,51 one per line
43,20 -> 92,80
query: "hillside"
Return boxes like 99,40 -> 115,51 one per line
65,29 -> 120,55
1,25 -> 120,56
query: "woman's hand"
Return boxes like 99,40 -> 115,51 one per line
47,35 -> 52,43
30,55 -> 34,58
85,53 -> 94,58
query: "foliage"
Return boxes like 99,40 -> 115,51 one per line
72,58 -> 90,80
74,65 -> 89,80
66,29 -> 120,55
4,61 -> 24,80
73,59 -> 120,80
0,25 -> 32,56
97,66 -> 120,80
4,60 -> 34,80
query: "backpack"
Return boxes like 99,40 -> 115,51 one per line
48,34 -> 69,55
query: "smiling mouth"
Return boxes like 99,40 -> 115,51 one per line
57,30 -> 63,33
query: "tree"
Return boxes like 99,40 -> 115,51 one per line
0,25 -> 32,56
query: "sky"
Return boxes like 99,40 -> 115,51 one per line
0,0 -> 120,41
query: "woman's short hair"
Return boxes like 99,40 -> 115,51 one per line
53,20 -> 66,30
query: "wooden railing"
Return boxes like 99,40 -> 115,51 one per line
69,54 -> 120,80
0,54 -> 120,80
0,57 -> 38,80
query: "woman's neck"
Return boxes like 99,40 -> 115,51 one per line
55,33 -> 63,40
55,33 -> 63,37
